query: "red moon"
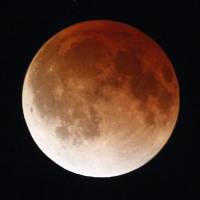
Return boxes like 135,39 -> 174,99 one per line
22,20 -> 179,177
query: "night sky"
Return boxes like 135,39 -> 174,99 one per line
1,0 -> 198,199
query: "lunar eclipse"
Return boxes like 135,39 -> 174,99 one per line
22,20 -> 179,177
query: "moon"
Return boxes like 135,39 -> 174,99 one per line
22,20 -> 179,177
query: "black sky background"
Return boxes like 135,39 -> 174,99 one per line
1,0 -> 199,199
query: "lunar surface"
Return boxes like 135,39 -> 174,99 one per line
22,20 -> 179,177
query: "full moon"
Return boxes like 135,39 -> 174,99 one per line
22,20 -> 179,177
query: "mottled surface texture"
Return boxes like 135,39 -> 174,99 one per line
22,20 -> 179,177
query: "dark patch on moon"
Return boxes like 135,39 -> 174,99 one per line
132,73 -> 161,104
84,86 -> 109,104
55,126 -> 69,140
114,49 -> 161,104
70,105 -> 101,139
115,50 -> 141,77
158,90 -> 174,113
114,48 -> 174,125
62,37 -> 110,78
145,111 -> 156,125
162,64 -> 173,83
72,137 -> 82,146
107,73 -> 124,89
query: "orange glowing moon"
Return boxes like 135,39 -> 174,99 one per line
22,20 -> 179,177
